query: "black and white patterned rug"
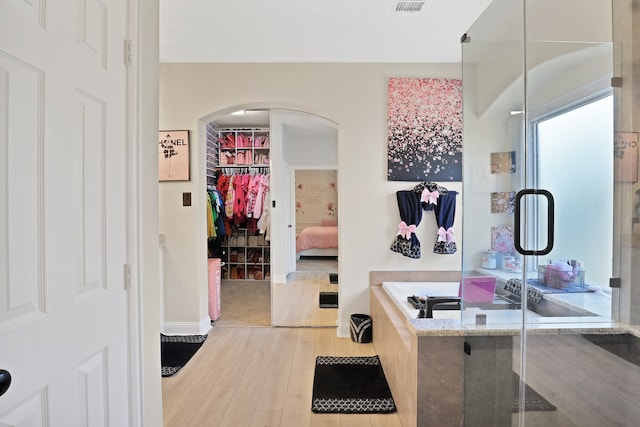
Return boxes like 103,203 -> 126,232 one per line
512,372 -> 556,412
160,334 -> 207,377
311,355 -> 396,414
319,292 -> 338,308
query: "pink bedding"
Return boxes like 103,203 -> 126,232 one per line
296,226 -> 338,252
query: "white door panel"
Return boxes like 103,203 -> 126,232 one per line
0,0 -> 131,425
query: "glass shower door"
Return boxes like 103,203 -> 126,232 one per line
461,1 -> 527,425
461,0 -> 622,425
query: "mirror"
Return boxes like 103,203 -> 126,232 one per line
274,168 -> 339,326
272,115 -> 339,326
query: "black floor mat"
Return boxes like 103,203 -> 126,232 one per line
319,292 -> 338,308
160,334 -> 207,377
312,355 -> 396,413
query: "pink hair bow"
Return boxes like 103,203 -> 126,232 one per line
397,221 -> 417,239
421,189 -> 439,205
437,227 -> 455,243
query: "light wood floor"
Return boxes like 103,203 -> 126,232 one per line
272,271 -> 338,327
162,326 -> 402,427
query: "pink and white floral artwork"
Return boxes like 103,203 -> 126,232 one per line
491,192 -> 516,213
387,78 -> 462,181
491,226 -> 515,254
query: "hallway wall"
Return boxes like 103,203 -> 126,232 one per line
158,63 -> 463,335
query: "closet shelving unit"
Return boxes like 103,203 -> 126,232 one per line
222,229 -> 271,281
215,127 -> 271,281
217,128 -> 270,167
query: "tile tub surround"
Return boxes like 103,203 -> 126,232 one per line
370,284 -> 464,427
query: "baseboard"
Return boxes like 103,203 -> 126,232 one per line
162,317 -> 212,336
337,321 -> 350,338
272,273 -> 288,283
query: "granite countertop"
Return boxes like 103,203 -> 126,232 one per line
407,315 -> 626,337
373,281 -> 628,337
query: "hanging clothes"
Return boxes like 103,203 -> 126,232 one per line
232,174 -> 249,225
206,188 -> 225,238
390,190 -> 423,259
433,190 -> 457,254
389,181 -> 457,259
207,187 -> 226,258
257,187 -> 271,241
246,174 -> 261,218
216,170 -> 270,229
253,174 -> 270,219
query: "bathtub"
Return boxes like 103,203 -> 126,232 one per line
381,281 -> 461,320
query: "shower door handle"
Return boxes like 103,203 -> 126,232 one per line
514,189 -> 554,256
0,369 -> 11,397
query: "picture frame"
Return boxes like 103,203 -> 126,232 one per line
491,191 -> 516,213
490,151 -> 516,174
159,130 -> 190,181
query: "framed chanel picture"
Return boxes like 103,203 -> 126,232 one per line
159,130 -> 190,181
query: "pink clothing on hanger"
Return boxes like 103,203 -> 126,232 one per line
224,175 -> 235,218
253,174 -> 270,219
246,174 -> 262,218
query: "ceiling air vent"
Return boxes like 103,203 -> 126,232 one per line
395,1 -> 425,12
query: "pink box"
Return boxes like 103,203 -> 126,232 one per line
208,258 -> 221,320
458,276 -> 497,303
538,264 -> 586,289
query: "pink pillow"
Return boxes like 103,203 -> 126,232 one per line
321,219 -> 337,227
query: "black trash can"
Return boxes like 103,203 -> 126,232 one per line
349,313 -> 372,343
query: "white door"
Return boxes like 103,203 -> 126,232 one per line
283,162 -> 297,274
0,0 -> 132,425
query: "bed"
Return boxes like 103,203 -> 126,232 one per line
296,223 -> 338,259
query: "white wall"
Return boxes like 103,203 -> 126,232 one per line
159,63 -> 463,335
284,124 -> 337,166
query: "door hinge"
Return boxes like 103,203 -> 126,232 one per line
124,39 -> 133,67
124,263 -> 133,290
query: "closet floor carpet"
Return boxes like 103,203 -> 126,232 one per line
214,280 -> 271,327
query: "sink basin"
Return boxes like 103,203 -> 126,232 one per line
498,294 -> 595,317
530,300 -> 595,317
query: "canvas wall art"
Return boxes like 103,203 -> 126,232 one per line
491,225 -> 514,254
490,151 -> 516,173
491,192 -> 516,213
387,78 -> 462,181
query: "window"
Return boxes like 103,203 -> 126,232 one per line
532,94 -> 614,290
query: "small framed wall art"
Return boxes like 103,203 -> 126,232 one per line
159,130 -> 190,181
491,192 -> 516,213
490,151 -> 516,174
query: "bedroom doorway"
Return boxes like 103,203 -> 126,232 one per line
286,168 -> 339,325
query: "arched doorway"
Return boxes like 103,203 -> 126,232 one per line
199,105 -> 339,327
